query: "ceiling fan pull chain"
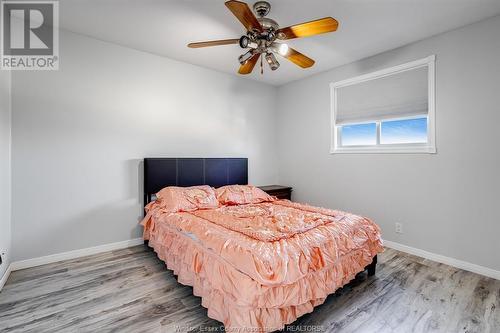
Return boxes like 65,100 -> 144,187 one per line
260,54 -> 263,75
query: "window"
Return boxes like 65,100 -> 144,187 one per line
331,56 -> 436,154
380,117 -> 427,144
340,123 -> 377,146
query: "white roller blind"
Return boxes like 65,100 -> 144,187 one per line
336,67 -> 428,125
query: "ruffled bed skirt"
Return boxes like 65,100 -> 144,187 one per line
146,223 -> 381,332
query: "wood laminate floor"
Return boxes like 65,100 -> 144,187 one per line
0,246 -> 499,333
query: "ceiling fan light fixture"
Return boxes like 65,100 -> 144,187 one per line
239,49 -> 256,65
265,52 -> 279,70
266,30 -> 276,41
239,35 -> 258,49
239,36 -> 249,48
278,43 -> 289,56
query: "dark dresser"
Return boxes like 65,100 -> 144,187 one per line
258,185 -> 293,200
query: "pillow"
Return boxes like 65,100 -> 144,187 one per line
155,185 -> 219,212
215,185 -> 275,205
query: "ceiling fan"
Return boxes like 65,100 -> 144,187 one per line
187,0 -> 339,75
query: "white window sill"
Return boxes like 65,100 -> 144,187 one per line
330,145 -> 436,154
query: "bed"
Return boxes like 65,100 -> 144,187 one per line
141,158 -> 383,332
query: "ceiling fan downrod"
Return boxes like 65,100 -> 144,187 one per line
253,1 -> 271,18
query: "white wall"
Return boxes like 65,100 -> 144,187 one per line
11,30 -> 278,261
0,69 -> 11,279
9,14 -> 500,273
276,15 -> 500,271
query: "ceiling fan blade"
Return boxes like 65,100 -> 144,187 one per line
238,53 -> 260,74
277,17 -> 338,40
281,47 -> 315,68
188,39 -> 239,48
225,0 -> 263,33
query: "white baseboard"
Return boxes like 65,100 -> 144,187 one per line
0,264 -> 13,291
3,237 -> 498,292
383,240 -> 500,281
10,238 -> 144,271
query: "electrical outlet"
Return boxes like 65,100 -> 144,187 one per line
395,223 -> 403,234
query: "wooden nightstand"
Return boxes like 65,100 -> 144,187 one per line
258,185 -> 293,200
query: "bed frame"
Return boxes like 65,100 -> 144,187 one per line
142,157 -> 376,276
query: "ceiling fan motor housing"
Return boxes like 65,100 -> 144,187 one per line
258,17 -> 279,31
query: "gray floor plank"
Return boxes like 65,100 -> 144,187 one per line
0,246 -> 499,333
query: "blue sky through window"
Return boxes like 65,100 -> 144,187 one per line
381,117 -> 427,144
341,123 -> 377,146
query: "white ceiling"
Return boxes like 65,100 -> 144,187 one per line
58,0 -> 500,86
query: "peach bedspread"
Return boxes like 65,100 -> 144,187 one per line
141,200 -> 383,332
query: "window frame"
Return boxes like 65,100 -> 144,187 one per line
330,55 -> 436,154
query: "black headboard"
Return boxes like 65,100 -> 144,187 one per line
144,158 -> 248,205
